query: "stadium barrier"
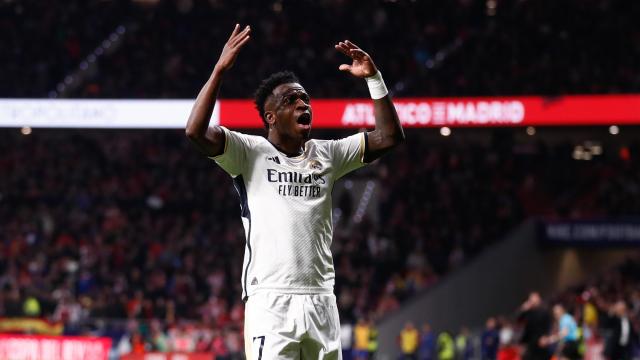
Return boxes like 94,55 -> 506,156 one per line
0,317 -> 64,335
0,94 -> 638,128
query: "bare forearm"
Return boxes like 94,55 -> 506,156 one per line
364,95 -> 404,162
187,68 -> 222,137
373,95 -> 404,145
185,68 -> 225,156
185,24 -> 251,157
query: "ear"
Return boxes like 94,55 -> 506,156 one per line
265,111 -> 276,127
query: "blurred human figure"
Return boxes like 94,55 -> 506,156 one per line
496,319 -> 520,360
518,292 -> 551,360
224,327 -> 243,360
437,330 -> 455,360
601,300 -> 637,360
130,331 -> 146,354
211,328 -> 229,360
368,320 -> 379,359
22,291 -> 41,317
170,324 -> 196,352
53,294 -> 84,329
354,318 -> 371,360
481,317 -> 499,360
581,289 -> 599,344
400,321 -> 420,359
455,326 -> 473,360
540,304 -> 580,360
341,321 -> 354,360
419,323 -> 437,360
149,321 -> 169,352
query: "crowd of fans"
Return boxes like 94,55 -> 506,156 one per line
2,0 -> 639,98
1,128 -> 639,358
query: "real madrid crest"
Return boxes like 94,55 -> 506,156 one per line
309,160 -> 323,171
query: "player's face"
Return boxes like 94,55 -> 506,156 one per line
267,83 -> 312,140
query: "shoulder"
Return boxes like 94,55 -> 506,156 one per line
308,133 -> 365,149
305,138 -> 332,149
222,127 -> 269,149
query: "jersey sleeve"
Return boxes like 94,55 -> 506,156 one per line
330,132 -> 367,179
210,126 -> 256,177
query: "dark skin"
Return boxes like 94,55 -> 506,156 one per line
186,25 -> 404,161
263,83 -> 312,156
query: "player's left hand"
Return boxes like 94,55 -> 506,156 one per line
335,40 -> 378,78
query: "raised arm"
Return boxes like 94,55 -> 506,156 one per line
186,24 -> 251,157
335,40 -> 405,162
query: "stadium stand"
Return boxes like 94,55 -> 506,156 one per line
1,0 -> 640,358
2,0 -> 638,98
1,127 -> 639,357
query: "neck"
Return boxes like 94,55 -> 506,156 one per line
267,131 -> 306,157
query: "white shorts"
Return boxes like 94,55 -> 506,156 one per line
244,292 -> 342,360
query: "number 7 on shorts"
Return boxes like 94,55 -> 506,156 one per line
252,336 -> 265,360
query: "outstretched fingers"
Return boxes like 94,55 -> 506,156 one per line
227,24 -> 251,47
335,42 -> 351,57
335,40 -> 367,60
228,24 -> 240,40
235,33 -> 251,49
344,40 -> 361,50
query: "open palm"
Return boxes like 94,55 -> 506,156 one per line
335,40 -> 378,78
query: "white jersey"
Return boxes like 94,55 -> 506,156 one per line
212,126 -> 366,299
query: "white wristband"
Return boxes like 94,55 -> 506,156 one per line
365,71 -> 388,100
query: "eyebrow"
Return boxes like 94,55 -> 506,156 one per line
280,88 -> 307,97
277,89 -> 309,104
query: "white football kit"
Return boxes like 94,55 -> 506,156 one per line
212,126 -> 367,359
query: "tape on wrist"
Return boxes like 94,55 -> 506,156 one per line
365,71 -> 388,100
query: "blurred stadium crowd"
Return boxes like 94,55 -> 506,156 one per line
2,0 -> 640,358
1,128 -> 639,358
385,256 -> 640,360
2,0 -> 639,99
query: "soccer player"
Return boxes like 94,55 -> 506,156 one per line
186,24 -> 404,359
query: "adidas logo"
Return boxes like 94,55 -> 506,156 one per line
267,156 -> 280,164
251,278 -> 258,285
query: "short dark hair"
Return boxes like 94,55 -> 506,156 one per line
254,71 -> 300,130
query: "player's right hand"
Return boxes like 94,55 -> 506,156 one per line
215,24 -> 251,72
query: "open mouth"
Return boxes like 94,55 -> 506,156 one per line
297,112 -> 312,126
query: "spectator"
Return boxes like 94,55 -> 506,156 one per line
481,317 -> 499,360
368,321 -> 379,359
400,322 -> 420,359
211,328 -> 230,360
419,323 -> 437,360
169,325 -> 196,353
454,326 -> 473,360
354,318 -> 371,360
130,331 -> 147,355
496,319 -> 519,360
600,300 -> 637,360
436,330 -> 455,360
22,293 -> 41,317
341,321 -> 354,360
149,322 -> 169,352
224,327 -> 243,360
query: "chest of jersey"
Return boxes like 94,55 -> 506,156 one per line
250,152 -> 334,202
